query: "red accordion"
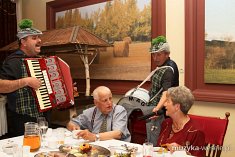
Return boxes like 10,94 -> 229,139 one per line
25,56 -> 74,112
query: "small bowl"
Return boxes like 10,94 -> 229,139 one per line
2,143 -> 18,154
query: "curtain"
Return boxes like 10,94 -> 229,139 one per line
0,0 -> 17,66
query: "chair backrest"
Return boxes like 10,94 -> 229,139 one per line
128,108 -> 147,144
189,112 -> 230,157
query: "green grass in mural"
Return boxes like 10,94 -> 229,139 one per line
205,68 -> 235,84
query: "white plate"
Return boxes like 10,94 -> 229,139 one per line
153,147 -> 168,157
153,147 -> 166,152
108,145 -> 139,156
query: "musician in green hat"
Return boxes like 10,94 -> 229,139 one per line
0,19 -> 48,137
146,35 -> 179,146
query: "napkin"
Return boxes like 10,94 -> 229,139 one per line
0,151 -> 8,157
0,95 -> 7,136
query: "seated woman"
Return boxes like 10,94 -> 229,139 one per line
156,86 -> 206,157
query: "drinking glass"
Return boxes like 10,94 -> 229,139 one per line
143,142 -> 153,157
38,119 -> 48,148
13,145 -> 22,157
55,128 -> 65,145
37,117 -> 46,124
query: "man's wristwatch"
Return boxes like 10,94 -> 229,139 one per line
95,134 -> 100,141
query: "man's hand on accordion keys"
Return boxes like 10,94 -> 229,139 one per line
22,77 -> 41,90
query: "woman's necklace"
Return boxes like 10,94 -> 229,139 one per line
172,115 -> 190,132
172,124 -> 182,131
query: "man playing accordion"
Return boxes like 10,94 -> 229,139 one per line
0,19 -> 48,137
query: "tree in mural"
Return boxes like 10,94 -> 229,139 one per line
55,0 -> 151,42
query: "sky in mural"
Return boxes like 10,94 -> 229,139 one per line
205,0 -> 235,41
56,0 -> 151,19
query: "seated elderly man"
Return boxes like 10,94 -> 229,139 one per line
67,86 -> 131,142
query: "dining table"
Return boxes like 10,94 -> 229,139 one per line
0,128 -> 193,157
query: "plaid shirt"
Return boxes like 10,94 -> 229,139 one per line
0,50 -> 43,118
15,59 -> 43,117
148,58 -> 179,106
148,68 -> 166,106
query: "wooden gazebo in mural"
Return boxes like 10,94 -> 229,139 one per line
0,26 -> 111,96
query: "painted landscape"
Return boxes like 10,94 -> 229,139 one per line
205,40 -> 235,84
55,0 -> 151,81
205,0 -> 235,84
58,42 -> 151,81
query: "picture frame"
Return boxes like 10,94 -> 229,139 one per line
185,0 -> 235,104
46,0 -> 166,94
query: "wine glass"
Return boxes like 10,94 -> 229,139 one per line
37,117 -> 46,124
37,118 -> 48,148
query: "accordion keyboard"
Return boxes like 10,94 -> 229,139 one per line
26,59 -> 53,110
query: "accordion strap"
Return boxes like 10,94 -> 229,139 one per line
130,66 -> 174,103
136,66 -> 174,89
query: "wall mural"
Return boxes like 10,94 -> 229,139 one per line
205,0 -> 235,84
54,0 -> 152,81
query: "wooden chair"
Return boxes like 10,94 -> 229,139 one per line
189,112 -> 230,157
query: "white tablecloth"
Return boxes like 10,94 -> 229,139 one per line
0,129 -> 192,157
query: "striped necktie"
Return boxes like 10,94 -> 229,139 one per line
99,115 -> 108,133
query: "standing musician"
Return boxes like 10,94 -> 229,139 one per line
0,19 -> 48,137
147,36 -> 179,146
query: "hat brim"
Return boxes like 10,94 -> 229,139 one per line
149,43 -> 170,53
17,28 -> 42,40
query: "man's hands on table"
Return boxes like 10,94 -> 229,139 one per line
76,129 -> 96,141
67,121 -> 96,141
